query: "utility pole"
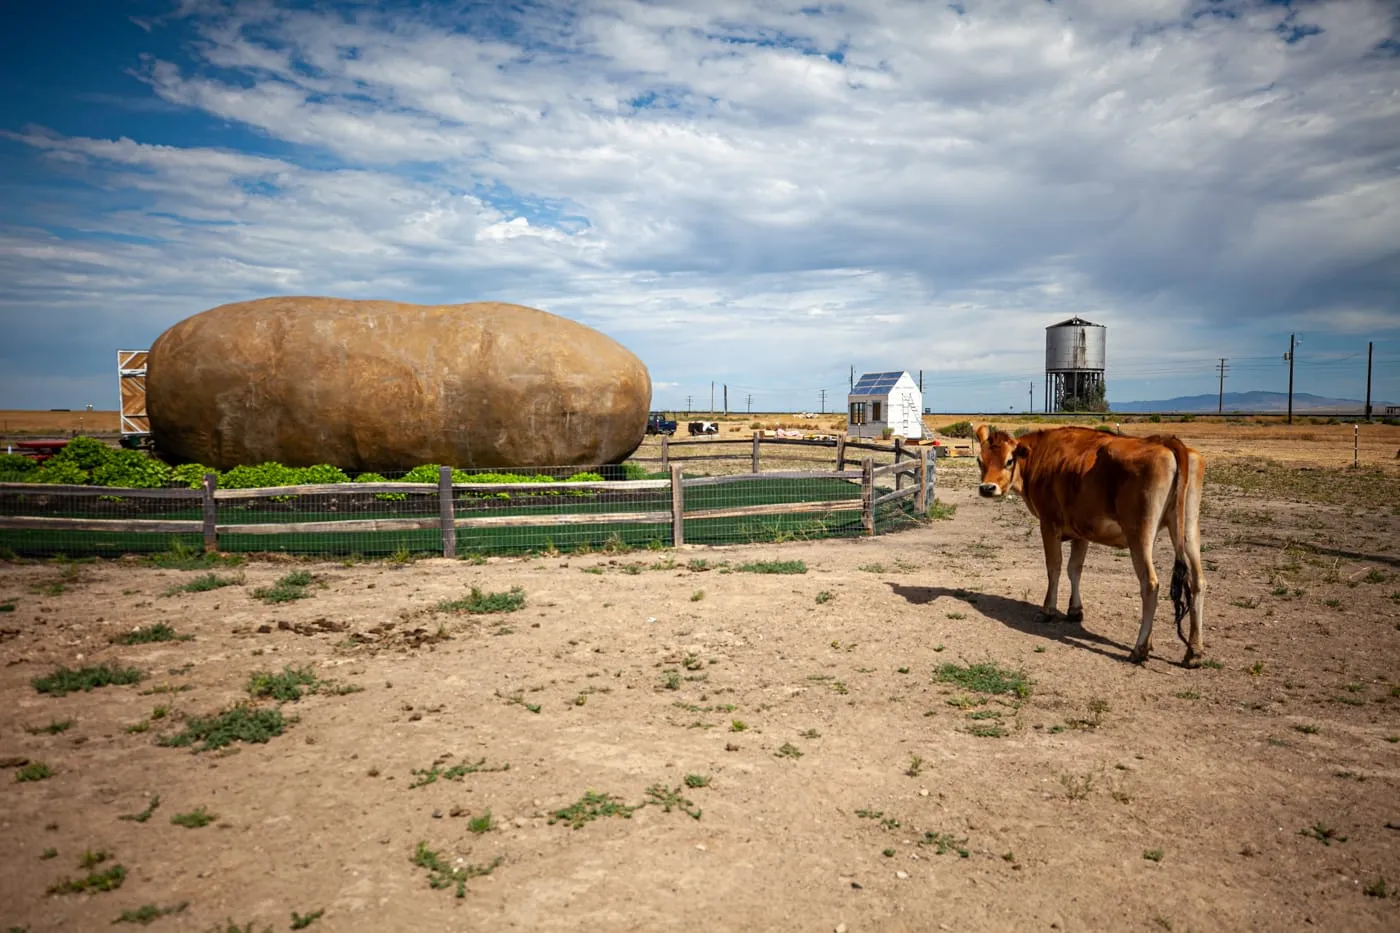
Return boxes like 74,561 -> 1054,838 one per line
1285,334 -> 1295,425
1365,341 -> 1373,420
919,370 -> 923,394
819,388 -> 827,413
685,395 -> 692,413
710,381 -> 714,413
1028,382 -> 1033,413
1217,358 -> 1228,414
746,393 -> 752,413
723,384 -> 728,415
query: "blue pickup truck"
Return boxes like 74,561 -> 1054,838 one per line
646,412 -> 678,435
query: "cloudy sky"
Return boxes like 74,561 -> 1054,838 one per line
2,0 -> 1398,415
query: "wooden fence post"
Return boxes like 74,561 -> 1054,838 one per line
201,472 -> 218,553
894,437 -> 905,491
916,448 -> 930,514
670,463 -> 685,547
929,448 -> 938,510
861,457 -> 875,536
439,466 -> 457,558
751,432 -> 760,473
836,436 -> 846,472
661,434 -> 670,470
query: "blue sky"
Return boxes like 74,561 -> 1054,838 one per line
2,0 -> 1398,414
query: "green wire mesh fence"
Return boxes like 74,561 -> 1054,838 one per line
0,437 -> 937,558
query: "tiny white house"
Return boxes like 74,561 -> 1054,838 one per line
847,371 -> 923,440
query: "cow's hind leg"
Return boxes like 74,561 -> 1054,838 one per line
1126,531 -> 1161,664
1037,527 -> 1064,622
1176,454 -> 1207,667
1065,538 -> 1089,623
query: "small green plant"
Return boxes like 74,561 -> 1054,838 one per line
1294,723 -> 1320,735
111,623 -> 192,645
16,762 -> 53,782
1299,822 -> 1346,845
113,902 -> 188,925
25,719 -> 75,735
157,704 -> 288,752
548,791 -> 640,829
32,664 -> 144,696
644,783 -> 702,820
247,665 -> 321,702
147,538 -> 242,571
437,586 -> 527,614
119,794 -> 160,823
1061,772 -> 1093,800
1143,848 -> 1164,862
48,860 -> 127,895
934,661 -> 1030,699
0,600 -> 14,612
927,499 -> 957,521
289,909 -> 325,930
1363,569 -> 1386,584
162,573 -> 243,596
251,571 -> 314,604
1175,690 -> 1201,700
729,719 -> 748,732
411,841 -> 503,897
1363,877 -> 1390,898
79,848 -> 112,869
918,831 -> 970,857
815,590 -> 834,604
408,757 -> 510,788
170,806 -> 216,828
775,742 -> 804,759
466,811 -> 495,835
684,773 -> 711,788
691,589 -> 705,601
40,847 -> 58,860
905,755 -> 924,777
736,560 -> 807,575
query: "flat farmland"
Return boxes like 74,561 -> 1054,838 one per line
2,421 -> 1398,932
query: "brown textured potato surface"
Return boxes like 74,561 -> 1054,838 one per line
146,296 -> 651,471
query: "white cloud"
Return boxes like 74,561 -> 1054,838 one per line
2,0 -> 1399,412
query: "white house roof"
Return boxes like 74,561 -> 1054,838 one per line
850,371 -> 908,394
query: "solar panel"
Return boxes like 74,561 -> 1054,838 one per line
851,371 -> 907,394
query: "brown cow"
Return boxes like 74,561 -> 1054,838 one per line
973,425 -> 1206,666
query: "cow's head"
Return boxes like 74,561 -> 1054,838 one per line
974,424 -> 1026,498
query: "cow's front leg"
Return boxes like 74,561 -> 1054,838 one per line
1127,536 -> 1160,664
1065,538 -> 1088,623
1037,528 -> 1064,622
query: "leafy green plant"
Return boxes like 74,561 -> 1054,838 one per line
16,762 -> 53,782
171,806 -> 216,828
934,661 -> 1030,698
548,791 -> 641,829
408,757 -> 510,788
251,571 -> 314,604
119,795 -> 160,823
162,572 -> 242,596
48,861 -> 127,895
1143,848 -> 1164,862
157,705 -> 289,752
111,623 -> 192,645
25,719 -> 74,735
644,784 -> 702,820
247,665 -> 321,702
113,902 -> 188,925
437,586 -> 526,614
411,841 -> 503,897
32,664 -> 144,696
736,560 -> 807,575
290,908 -> 325,929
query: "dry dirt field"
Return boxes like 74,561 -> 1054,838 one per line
1,419 -> 1399,933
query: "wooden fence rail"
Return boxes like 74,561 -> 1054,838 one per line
0,450 -> 936,556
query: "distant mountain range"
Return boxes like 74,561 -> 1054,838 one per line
1112,391 -> 1397,413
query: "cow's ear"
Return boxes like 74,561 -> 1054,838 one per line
974,424 -> 989,445
1012,445 -> 1029,460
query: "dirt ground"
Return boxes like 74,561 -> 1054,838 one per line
2,421 -> 1399,933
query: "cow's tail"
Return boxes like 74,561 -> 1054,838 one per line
1166,437 -> 1194,644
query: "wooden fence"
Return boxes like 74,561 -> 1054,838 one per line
632,432 -> 952,472
0,447 -> 935,556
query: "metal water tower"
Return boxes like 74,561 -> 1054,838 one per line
1045,317 -> 1106,412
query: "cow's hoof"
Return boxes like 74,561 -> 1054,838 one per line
1127,647 -> 1149,664
1034,610 -> 1058,624
1183,650 -> 1204,669
1065,608 -> 1084,624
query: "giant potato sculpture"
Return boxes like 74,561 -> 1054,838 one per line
146,297 -> 651,472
